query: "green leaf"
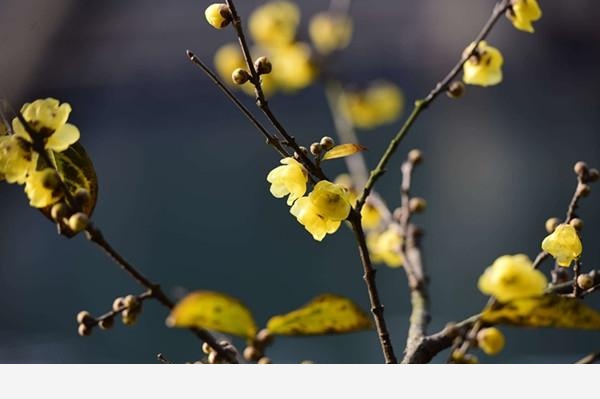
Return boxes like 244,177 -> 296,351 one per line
166,291 -> 258,339
481,294 -> 600,329
322,144 -> 366,161
267,294 -> 372,336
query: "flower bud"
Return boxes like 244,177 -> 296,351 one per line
545,217 -> 560,233
51,203 -> 70,222
204,3 -> 232,29
408,149 -> 423,165
569,218 -> 584,231
319,136 -> 334,150
477,327 -> 505,355
577,274 -> 594,290
76,311 -> 93,325
243,346 -> 262,362
574,161 -> 588,176
74,188 -> 91,208
208,351 -> 221,364
123,294 -> 140,311
446,81 -> 465,98
68,212 -> 89,233
257,357 -> 272,364
256,328 -> 273,346
254,56 -> 272,75
232,68 -> 251,85
112,297 -> 125,312
294,147 -> 308,159
309,143 -> 322,156
577,184 -> 591,198
409,197 -> 427,213
99,317 -> 114,330
202,342 -> 212,354
587,168 -> 599,183
78,323 -> 92,337
121,309 -> 138,326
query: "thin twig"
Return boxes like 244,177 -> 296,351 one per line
356,0 -> 511,211
575,352 -> 600,364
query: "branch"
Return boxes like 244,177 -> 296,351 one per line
356,0 -> 511,211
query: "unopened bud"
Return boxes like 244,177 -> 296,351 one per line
574,161 -> 588,176
68,212 -> 89,233
254,56 -> 272,75
232,68 -> 250,85
319,136 -> 334,150
310,143 -> 322,156
78,323 -> 92,337
577,274 -> 594,290
204,3 -> 232,29
446,81 -> 465,98
569,218 -> 584,231
51,203 -> 70,222
76,311 -> 93,325
408,149 -> 423,164
409,197 -> 427,213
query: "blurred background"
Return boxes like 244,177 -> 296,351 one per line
0,0 -> 599,363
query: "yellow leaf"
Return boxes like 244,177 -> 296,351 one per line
322,144 -> 366,161
267,293 -> 372,336
481,294 -> 600,329
167,291 -> 257,339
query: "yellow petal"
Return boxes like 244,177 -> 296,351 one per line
46,123 -> 80,152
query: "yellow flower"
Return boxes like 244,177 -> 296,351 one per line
462,41 -> 504,87
541,224 -> 582,267
478,254 -> 548,303
204,3 -> 231,29
271,43 -> 316,92
12,98 -> 80,152
267,157 -> 308,205
0,135 -> 34,185
334,174 -> 381,230
340,81 -> 404,129
290,181 -> 351,241
507,0 -> 542,33
309,12 -> 353,55
248,1 -> 300,48
476,327 -> 505,355
24,168 -> 63,208
367,227 -> 403,268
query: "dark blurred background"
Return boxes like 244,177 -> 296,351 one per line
0,0 -> 599,363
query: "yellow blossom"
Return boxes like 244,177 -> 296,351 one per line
462,41 -> 504,87
271,43 -> 316,92
290,181 -> 351,241
541,223 -> 582,267
266,157 -> 308,205
248,1 -> 300,48
24,168 -> 63,208
0,135 -> 34,184
334,174 -> 381,230
367,227 -> 403,268
309,12 -> 353,55
507,0 -> 542,33
204,3 -> 231,29
341,81 -> 404,129
476,327 -> 505,355
12,98 -> 80,152
478,254 -> 548,303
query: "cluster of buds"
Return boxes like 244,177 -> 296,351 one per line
308,136 -> 335,158
202,340 -> 239,364
574,161 -> 599,193
242,328 -> 273,364
113,294 -> 143,326
50,188 -> 92,235
75,293 -> 146,336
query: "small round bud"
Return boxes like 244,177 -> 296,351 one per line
98,317 -> 114,330
78,323 -> 92,337
123,295 -> 140,311
300,360 -> 314,364
121,309 -> 138,326
68,212 -> 89,233
446,81 -> 465,99
76,311 -> 93,325
112,297 -> 125,312
204,3 -> 232,29
409,197 -> 427,213
294,146 -> 309,159
256,328 -> 273,346
319,136 -> 334,150
545,217 -> 561,234
257,357 -> 272,364
243,346 -> 262,362
231,68 -> 250,85
408,149 -> 423,164
254,56 -> 272,75
50,203 -> 70,222
587,168 -> 599,182
569,218 -> 584,231
74,188 -> 91,208
577,184 -> 591,197
202,342 -> 212,354
574,161 -> 588,176
577,274 -> 594,290
208,351 -> 221,364
309,143 -> 322,156
476,327 -> 505,355
42,170 -> 61,190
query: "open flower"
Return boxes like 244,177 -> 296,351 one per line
478,254 -> 548,303
12,98 -> 80,152
334,174 -> 382,230
0,135 -> 34,184
270,43 -> 316,92
340,81 -> 404,129
507,0 -> 542,33
367,227 -> 403,268
24,168 -> 63,208
541,224 -> 582,267
290,180 -> 351,241
248,1 -> 300,48
309,12 -> 353,55
267,157 -> 308,205
462,41 -> 504,87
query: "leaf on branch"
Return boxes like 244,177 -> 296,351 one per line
322,144 -> 366,161
166,291 -> 258,339
266,293 -> 372,336
481,294 -> 600,330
